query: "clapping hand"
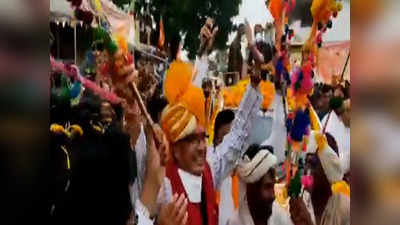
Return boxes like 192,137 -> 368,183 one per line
140,123 -> 169,216
158,193 -> 188,225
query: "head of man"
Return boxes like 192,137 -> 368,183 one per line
171,125 -> 207,176
237,23 -> 245,37
334,85 -> 345,98
247,168 -> 276,208
213,109 -> 235,147
238,145 -> 277,209
320,84 -> 333,112
305,132 -> 339,194
161,61 -> 207,176
254,24 -> 263,35
100,101 -> 115,125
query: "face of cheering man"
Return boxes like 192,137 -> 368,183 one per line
247,169 -> 276,208
172,125 -> 208,176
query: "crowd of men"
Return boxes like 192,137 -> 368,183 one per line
50,17 -> 350,225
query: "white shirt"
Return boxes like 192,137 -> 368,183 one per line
261,92 -> 287,163
322,112 -> 350,173
193,55 -> 209,88
133,84 -> 262,222
178,169 -> 202,203
218,176 -> 235,225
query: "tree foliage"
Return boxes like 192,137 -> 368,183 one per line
112,0 -> 132,8
134,0 -> 242,59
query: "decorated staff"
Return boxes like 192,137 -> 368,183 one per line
91,26 -> 168,164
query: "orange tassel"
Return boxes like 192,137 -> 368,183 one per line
231,173 -> 240,210
215,190 -> 221,205
285,160 -> 291,184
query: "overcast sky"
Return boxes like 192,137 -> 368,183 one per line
230,0 -> 350,43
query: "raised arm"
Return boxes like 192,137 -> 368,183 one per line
208,79 -> 263,189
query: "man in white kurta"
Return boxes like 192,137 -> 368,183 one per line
134,84 -> 262,224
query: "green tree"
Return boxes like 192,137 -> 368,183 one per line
134,0 -> 242,59
112,0 -> 132,8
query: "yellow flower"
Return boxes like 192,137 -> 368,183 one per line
259,80 -> 275,110
50,124 -> 66,135
94,0 -> 102,13
70,125 -> 84,136
332,181 -> 350,196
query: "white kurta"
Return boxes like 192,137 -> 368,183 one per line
217,176 -> 235,225
322,112 -> 350,173
207,85 -> 262,225
268,191 -> 316,225
193,55 -> 209,88
133,85 -> 262,223
261,92 -> 287,163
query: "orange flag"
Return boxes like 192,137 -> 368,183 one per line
158,16 -> 165,49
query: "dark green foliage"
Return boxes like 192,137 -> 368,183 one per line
93,27 -> 118,55
134,0 -> 242,59
112,0 -> 131,8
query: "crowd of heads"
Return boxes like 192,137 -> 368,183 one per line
49,17 -> 350,225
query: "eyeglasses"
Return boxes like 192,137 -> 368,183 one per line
180,132 -> 207,146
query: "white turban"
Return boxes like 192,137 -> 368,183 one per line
306,131 -> 344,184
237,150 -> 278,183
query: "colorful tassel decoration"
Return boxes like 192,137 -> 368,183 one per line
331,181 -> 350,196
301,175 -> 314,190
94,0 -> 103,13
259,80 -> 276,110
290,109 -> 311,141
288,170 -> 302,198
69,82 -> 82,99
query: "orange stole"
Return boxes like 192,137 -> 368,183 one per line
215,172 -> 239,210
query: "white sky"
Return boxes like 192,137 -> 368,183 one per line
229,0 -> 350,44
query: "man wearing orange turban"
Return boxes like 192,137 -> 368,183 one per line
158,53 -> 263,225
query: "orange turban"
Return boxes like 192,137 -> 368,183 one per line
161,61 -> 205,143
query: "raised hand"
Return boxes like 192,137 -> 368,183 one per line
245,18 -> 265,77
152,124 -> 170,166
158,193 -> 189,225
244,19 -> 254,46
206,25 -> 218,53
199,17 -> 218,56
140,123 -> 167,216
112,49 -> 139,104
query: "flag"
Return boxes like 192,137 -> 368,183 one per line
158,16 -> 165,49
